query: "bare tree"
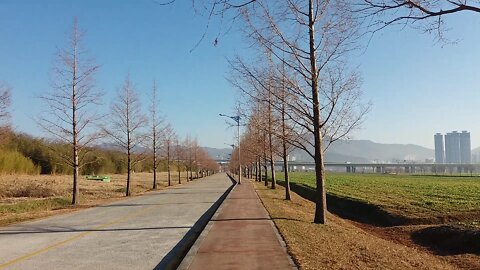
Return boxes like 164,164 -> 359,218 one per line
274,63 -> 297,200
162,123 -> 176,186
225,0 -> 369,223
184,135 -> 192,181
104,75 -> 148,196
0,81 -> 11,142
38,18 -> 102,205
149,81 -> 165,189
191,137 -> 200,179
175,138 -> 184,184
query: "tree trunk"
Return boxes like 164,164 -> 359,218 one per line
72,147 -> 79,205
178,161 -> 181,184
309,0 -> 326,224
153,148 -> 157,189
258,159 -> 262,182
270,159 -> 276,189
283,146 -> 291,200
264,164 -> 268,187
153,166 -> 157,189
127,149 -> 131,196
268,81 -> 276,189
71,40 -> 79,205
167,144 -> 171,186
281,72 -> 291,200
282,98 -> 290,199
263,133 -> 268,186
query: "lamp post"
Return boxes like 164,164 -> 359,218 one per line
220,113 -> 241,184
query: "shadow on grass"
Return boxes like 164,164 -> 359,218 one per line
276,180 -> 480,256
411,225 -> 480,255
277,181 -> 408,227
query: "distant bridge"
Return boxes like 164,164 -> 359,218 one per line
215,160 -> 480,173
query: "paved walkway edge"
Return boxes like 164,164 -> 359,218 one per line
253,183 -> 298,269
154,174 -> 236,270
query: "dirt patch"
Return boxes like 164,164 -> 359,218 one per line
254,181 -> 457,270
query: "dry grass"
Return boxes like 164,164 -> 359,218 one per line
0,171 -> 191,226
254,181 -> 458,270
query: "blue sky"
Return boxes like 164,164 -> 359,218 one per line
1,1 -> 479,149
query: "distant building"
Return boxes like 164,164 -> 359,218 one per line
434,133 -> 444,164
460,131 -> 471,164
473,152 -> 480,164
441,130 -> 471,164
445,132 -> 460,163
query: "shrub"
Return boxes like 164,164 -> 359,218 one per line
0,149 -> 39,174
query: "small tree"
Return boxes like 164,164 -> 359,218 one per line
184,135 -> 192,181
105,75 -> 147,196
149,81 -> 165,189
175,138 -> 184,184
0,81 -> 11,142
162,124 -> 176,186
38,18 -> 102,205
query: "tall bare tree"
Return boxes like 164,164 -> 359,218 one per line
0,81 -> 11,142
184,135 -> 192,181
191,137 -> 200,179
225,0 -> 369,223
105,75 -> 148,196
162,123 -> 176,186
175,138 -> 184,184
38,18 -> 101,205
149,81 -> 165,189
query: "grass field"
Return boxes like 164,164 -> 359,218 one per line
0,171 -> 191,226
277,172 -> 480,223
254,182 -> 459,270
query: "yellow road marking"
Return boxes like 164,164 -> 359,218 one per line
0,205 -> 158,269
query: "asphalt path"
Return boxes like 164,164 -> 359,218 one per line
0,173 -> 233,270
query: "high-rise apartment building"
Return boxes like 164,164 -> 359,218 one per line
460,131 -> 471,164
439,131 -> 472,164
445,132 -> 460,163
434,133 -> 444,163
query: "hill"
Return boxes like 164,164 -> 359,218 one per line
203,140 -> 435,163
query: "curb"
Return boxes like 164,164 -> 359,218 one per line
253,181 -> 299,270
176,173 -> 237,270
153,174 -> 237,270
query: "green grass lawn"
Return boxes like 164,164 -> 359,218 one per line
277,172 -> 480,221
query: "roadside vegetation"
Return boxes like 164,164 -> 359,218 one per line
267,172 -> 480,269
254,182 -> 456,270
0,172 -> 191,226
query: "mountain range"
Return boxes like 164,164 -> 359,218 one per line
203,140 -> 437,163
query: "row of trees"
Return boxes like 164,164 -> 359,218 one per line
194,0 -> 476,225
215,0 -> 370,225
0,19 -> 219,205
0,131 -> 215,178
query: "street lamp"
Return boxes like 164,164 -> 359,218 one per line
220,113 -> 242,184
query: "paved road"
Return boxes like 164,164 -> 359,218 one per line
0,173 -> 233,270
